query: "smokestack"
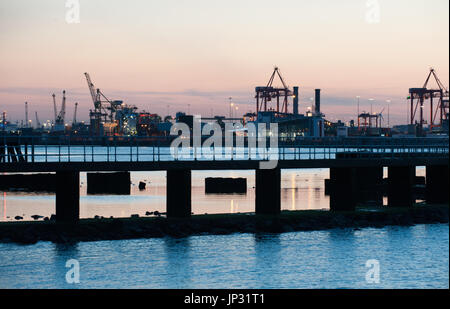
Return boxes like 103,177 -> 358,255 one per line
25,101 -> 28,128
315,89 -> 321,115
293,86 -> 299,115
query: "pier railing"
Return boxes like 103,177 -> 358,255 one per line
1,136 -> 448,164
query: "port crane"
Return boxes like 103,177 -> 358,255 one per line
84,72 -> 124,134
73,102 -> 78,125
55,90 -> 66,126
52,94 -> 57,124
255,67 -> 293,114
51,91 -> 67,132
409,68 -> 449,134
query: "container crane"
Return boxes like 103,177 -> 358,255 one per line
255,67 -> 293,114
409,68 -> 449,134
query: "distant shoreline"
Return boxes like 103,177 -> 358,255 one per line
0,204 -> 448,245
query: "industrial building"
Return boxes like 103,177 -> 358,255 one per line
250,68 -> 325,140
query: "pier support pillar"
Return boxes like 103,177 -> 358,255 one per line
255,168 -> 281,215
388,166 -> 415,207
356,167 -> 383,204
426,165 -> 449,204
329,167 -> 357,211
56,171 -> 80,223
166,169 -> 191,218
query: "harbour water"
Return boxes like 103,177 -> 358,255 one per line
0,224 -> 448,289
1,166 -> 446,289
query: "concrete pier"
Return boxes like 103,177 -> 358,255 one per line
426,165 -> 449,204
356,167 -> 383,204
166,169 -> 192,218
55,171 -> 80,223
329,167 -> 357,211
388,166 -> 415,207
255,168 -> 281,215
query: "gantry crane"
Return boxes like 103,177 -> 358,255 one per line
409,68 -> 449,134
255,67 -> 293,114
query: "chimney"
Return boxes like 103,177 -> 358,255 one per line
293,87 -> 299,115
315,89 -> 321,115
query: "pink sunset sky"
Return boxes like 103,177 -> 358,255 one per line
0,0 -> 448,125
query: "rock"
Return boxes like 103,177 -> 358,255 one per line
131,214 -> 139,218
138,182 -> 146,190
94,215 -> 101,219
31,215 -> 43,220
154,211 -> 161,217
14,216 -> 23,220
145,211 -> 153,216
43,217 -> 49,221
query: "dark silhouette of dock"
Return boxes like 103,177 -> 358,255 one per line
1,136 -> 448,223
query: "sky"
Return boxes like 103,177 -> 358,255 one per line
0,0 -> 448,125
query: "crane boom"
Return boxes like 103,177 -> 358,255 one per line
84,72 -> 101,108
55,90 -> 66,125
73,102 -> 78,124
61,90 -> 66,123
52,94 -> 57,123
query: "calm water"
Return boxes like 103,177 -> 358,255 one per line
0,224 -> 448,289
0,167 -> 426,221
1,166 -> 443,289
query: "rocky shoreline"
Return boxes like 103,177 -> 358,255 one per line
0,204 -> 448,245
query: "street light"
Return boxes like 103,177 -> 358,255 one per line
228,97 -> 233,119
369,98 -> 375,114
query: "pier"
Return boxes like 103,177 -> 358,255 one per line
1,136 -> 448,223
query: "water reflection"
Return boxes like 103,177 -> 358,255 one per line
252,233 -> 282,288
322,229 -> 360,288
1,169 -> 330,221
163,237 -> 192,288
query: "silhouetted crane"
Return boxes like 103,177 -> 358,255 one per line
73,102 -> 78,125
